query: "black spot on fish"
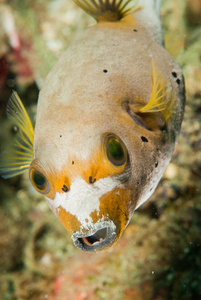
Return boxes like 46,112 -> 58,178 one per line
62,184 -> 69,192
141,136 -> 148,142
133,29 -> 138,32
72,161 -> 74,165
155,162 -> 158,168
60,135 -> 62,137
172,71 -> 177,78
103,69 -> 108,73
89,176 -> 96,184
137,181 -> 139,185
172,71 -> 181,85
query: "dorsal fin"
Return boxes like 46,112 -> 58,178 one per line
0,91 -> 34,179
73,0 -> 140,22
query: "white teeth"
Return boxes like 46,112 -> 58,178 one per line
45,177 -> 119,229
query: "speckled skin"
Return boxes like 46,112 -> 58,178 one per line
32,3 -> 185,252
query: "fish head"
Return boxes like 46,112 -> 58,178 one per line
29,87 -> 171,253
30,115 -> 133,253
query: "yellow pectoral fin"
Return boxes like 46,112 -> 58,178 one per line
0,91 -> 34,179
138,60 -> 175,122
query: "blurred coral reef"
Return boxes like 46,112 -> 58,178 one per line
0,0 -> 201,299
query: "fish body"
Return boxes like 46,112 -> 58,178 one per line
0,0 -> 185,253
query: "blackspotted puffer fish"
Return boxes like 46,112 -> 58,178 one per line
0,0 -> 185,253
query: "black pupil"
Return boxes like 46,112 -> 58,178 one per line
107,138 -> 125,165
33,172 -> 45,187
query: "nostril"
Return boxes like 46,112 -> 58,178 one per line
78,227 -> 108,246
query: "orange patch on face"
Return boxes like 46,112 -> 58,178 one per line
57,207 -> 82,235
82,150 -> 127,183
54,186 -> 133,247
39,137 -> 128,198
90,187 -> 133,238
52,134 -> 127,188
82,134 -> 128,183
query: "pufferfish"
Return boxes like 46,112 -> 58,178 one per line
0,0 -> 185,253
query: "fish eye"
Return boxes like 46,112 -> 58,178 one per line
106,136 -> 127,166
29,168 -> 50,194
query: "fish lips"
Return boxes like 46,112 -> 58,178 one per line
72,220 -> 117,253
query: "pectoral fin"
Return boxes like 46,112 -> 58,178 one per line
0,91 -> 34,179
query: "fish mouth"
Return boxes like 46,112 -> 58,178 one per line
72,221 -> 117,253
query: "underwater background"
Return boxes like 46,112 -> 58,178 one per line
0,0 -> 201,299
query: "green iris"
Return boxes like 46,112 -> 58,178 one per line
33,172 -> 46,188
30,168 -> 49,193
106,136 -> 127,166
